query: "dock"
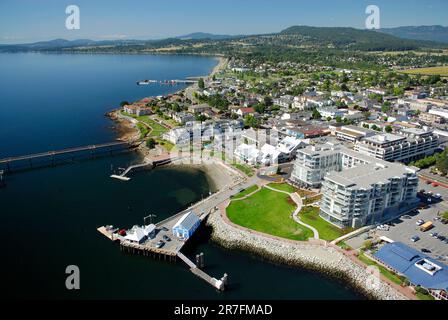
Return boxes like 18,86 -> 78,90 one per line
0,141 -> 136,173
97,194 -> 229,291
110,155 -> 177,181
137,79 -> 198,86
111,160 -> 153,181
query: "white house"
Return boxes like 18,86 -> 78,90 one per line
234,143 -> 260,165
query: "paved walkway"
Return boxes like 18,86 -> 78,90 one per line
264,185 -> 319,240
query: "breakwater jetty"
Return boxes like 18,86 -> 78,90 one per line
206,208 -> 409,300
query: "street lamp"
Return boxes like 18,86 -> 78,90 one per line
144,214 -> 157,226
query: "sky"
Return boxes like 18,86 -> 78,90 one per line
0,0 -> 447,44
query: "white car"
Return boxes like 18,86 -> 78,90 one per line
434,194 -> 442,199
416,220 -> 425,226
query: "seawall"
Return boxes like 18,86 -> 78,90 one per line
205,209 -> 408,300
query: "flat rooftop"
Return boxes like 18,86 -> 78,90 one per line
325,162 -> 414,189
362,133 -> 406,145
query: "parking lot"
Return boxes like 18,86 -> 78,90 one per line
346,180 -> 448,263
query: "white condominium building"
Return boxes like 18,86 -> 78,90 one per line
354,127 -> 439,163
291,143 -> 418,228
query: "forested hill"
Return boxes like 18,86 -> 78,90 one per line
279,26 -> 443,50
378,25 -> 448,44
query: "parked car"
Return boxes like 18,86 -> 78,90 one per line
430,232 -> 439,238
438,235 -> 446,241
156,240 -> 165,248
411,236 -> 420,242
434,194 -> 442,199
421,248 -> 431,253
163,235 -> 171,242
416,220 -> 425,226
441,219 -> 448,225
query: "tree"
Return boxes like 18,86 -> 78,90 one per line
436,148 -> 448,175
263,96 -> 273,106
195,114 -> 207,122
381,102 -> 391,114
244,115 -> 259,128
335,116 -> 342,123
312,108 -> 321,120
120,101 -> 130,107
385,125 -> 393,133
146,138 -> 156,149
254,104 -> 266,114
198,78 -> 205,90
363,240 -> 373,250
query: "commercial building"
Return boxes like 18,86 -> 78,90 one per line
172,211 -> 201,240
317,107 -> 348,120
419,112 -> 445,125
124,224 -> 156,244
374,242 -> 448,300
354,127 -> 439,163
429,107 -> 448,120
333,125 -> 376,142
123,105 -> 152,117
291,143 -> 418,228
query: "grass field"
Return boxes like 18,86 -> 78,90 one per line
137,116 -> 169,138
401,66 -> 448,76
357,252 -> 406,286
230,185 -> 259,200
267,183 -> 297,193
232,163 -> 255,177
227,187 -> 313,241
299,206 -> 347,241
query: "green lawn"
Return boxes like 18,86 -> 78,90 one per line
136,123 -> 149,139
299,206 -> 346,241
231,185 -> 259,200
232,163 -> 255,177
137,116 -> 169,138
267,183 -> 297,193
416,292 -> 435,300
357,252 -> 406,286
227,188 -> 313,241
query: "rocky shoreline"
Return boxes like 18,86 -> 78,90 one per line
205,209 -> 408,300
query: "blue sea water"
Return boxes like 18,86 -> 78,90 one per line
0,53 -> 363,300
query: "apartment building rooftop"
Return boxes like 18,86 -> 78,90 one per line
363,133 -> 406,146
326,162 -> 416,189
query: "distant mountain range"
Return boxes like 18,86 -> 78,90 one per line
1,25 -> 447,52
175,32 -> 240,40
378,25 -> 448,44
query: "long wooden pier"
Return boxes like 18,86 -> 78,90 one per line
0,141 -> 136,173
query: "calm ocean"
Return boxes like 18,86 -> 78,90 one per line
0,53 -> 363,299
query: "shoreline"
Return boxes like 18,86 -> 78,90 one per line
106,55 -> 228,147
205,208 -> 409,300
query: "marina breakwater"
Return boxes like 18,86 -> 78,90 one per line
206,210 -> 408,300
